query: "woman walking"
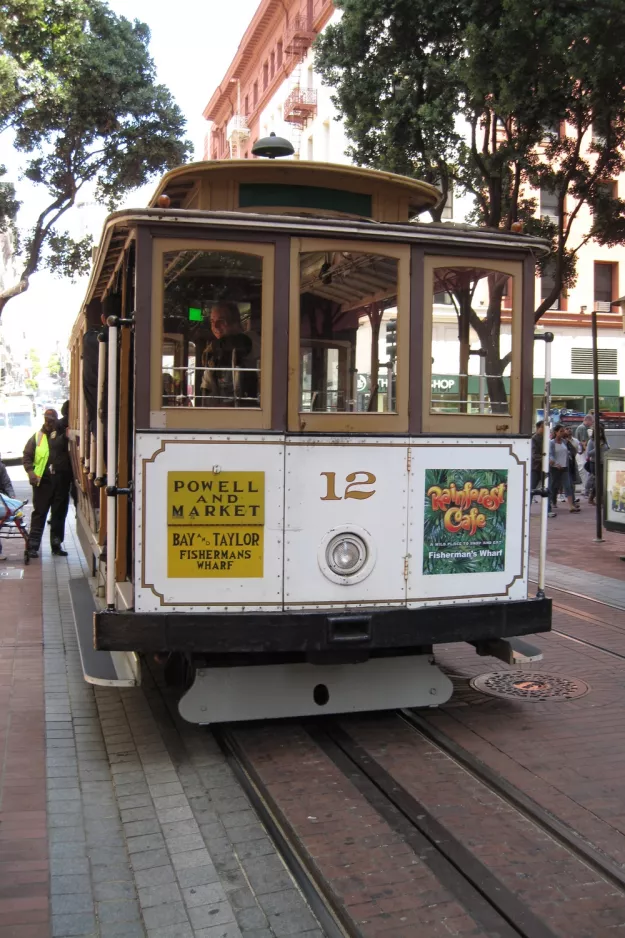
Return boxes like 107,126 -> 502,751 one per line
549,424 -> 580,517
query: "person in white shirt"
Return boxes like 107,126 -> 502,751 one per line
549,424 -> 580,517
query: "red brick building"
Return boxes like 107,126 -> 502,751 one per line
204,0 -> 334,161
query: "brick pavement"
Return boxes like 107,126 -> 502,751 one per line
1,468 -> 324,938
344,714 -> 625,937
529,497 -> 625,602
0,476 -> 49,938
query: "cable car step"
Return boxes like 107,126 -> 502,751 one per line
68,577 -> 140,687
470,636 -> 544,665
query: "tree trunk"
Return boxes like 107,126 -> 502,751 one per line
482,336 -> 509,414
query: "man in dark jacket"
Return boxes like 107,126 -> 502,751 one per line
0,455 -> 16,561
23,408 -> 71,558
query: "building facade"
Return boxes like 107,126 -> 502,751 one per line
204,0 -> 625,415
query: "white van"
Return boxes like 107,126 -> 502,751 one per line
0,397 -> 36,462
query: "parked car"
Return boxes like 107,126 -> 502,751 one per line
0,397 -> 36,462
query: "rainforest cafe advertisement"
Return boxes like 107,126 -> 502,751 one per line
423,469 -> 508,575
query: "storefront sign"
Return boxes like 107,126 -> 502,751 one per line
423,468 -> 508,575
167,471 -> 264,578
604,450 -> 625,534
357,374 -> 456,393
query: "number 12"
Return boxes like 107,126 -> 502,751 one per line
320,471 -> 377,501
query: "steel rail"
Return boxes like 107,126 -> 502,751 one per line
212,726 -> 361,938
308,720 -> 558,938
400,709 -> 625,896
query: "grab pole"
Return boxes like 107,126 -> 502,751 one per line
106,321 -> 118,609
535,331 -> 554,598
95,333 -> 107,485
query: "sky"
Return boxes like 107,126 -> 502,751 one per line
1,0 -> 261,361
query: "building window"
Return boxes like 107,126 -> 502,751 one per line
540,119 -> 560,140
253,82 -> 258,107
263,62 -> 268,90
540,187 -> 559,225
244,95 -> 249,115
541,258 -> 560,310
441,188 -> 453,221
594,261 -> 616,311
270,51 -> 275,78
592,114 -> 609,144
277,40 -> 283,67
592,180 -> 617,215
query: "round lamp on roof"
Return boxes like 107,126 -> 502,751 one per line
251,131 -> 294,159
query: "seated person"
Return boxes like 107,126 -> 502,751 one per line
200,302 -> 260,406
162,372 -> 176,405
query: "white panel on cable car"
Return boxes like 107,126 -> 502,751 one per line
407,438 -> 530,605
283,437 -> 408,608
134,434 -> 284,612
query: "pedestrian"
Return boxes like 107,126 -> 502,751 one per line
531,420 -> 544,501
586,424 -> 610,506
563,428 -> 581,505
0,454 -> 16,562
59,400 -> 78,512
575,414 -> 594,494
23,408 -> 72,558
549,424 -> 580,517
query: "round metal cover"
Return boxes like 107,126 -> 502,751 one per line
470,670 -> 590,701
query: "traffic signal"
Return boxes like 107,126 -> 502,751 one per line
386,319 -> 397,357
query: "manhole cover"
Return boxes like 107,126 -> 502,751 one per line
0,567 -> 24,580
470,671 -> 590,701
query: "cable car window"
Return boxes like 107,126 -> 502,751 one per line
299,251 -> 399,413
162,250 -> 262,409
430,266 -> 513,416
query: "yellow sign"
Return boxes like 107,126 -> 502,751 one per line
167,471 -> 264,578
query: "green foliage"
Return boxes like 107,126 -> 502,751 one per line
47,352 -> 61,376
0,164 -> 18,234
0,0 -> 192,315
43,231 -> 93,280
315,0 -> 625,322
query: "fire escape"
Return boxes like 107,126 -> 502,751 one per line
283,14 -> 318,155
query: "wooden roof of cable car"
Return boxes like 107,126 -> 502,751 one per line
148,160 -> 441,223
81,160 -> 550,309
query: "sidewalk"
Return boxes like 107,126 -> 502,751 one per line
529,496 -> 625,605
0,477 -> 49,937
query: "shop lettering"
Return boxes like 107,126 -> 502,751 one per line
431,378 -> 455,390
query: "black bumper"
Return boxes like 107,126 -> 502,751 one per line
94,597 -> 551,656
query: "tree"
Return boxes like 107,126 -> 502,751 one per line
315,0 -> 625,408
47,352 -> 61,378
0,0 -> 192,317
25,347 -> 41,391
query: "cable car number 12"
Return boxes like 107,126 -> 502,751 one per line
320,471 -> 377,501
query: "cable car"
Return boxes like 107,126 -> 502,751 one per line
67,154 -> 552,722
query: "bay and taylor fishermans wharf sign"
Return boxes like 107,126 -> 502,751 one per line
167,471 -> 264,578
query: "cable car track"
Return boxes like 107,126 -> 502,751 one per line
526,580 -> 625,660
399,710 -> 625,896
215,719 -> 568,938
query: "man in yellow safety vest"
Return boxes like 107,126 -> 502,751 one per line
23,408 -> 72,558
